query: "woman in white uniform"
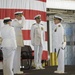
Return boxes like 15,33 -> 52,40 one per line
0,17 -> 17,75
53,15 -> 66,74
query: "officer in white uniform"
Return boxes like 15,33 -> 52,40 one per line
31,15 -> 45,69
53,15 -> 66,74
0,17 -> 17,75
12,11 -> 25,74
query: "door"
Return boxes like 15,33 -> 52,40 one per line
49,21 -> 75,65
64,23 -> 75,65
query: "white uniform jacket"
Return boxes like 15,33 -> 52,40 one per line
0,24 -> 17,49
31,23 -> 45,46
11,16 -> 25,47
52,23 -> 65,52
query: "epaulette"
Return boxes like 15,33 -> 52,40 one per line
54,28 -> 57,32
32,23 -> 36,25
58,25 -> 61,27
41,24 -> 43,25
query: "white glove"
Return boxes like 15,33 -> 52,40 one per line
62,42 -> 66,49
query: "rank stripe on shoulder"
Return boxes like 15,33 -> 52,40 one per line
58,25 -> 61,27
32,23 -> 36,25
41,24 -> 43,25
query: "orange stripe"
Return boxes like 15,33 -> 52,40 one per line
22,30 -> 48,41
0,9 -> 46,22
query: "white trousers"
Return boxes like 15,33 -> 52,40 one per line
13,46 -> 21,73
34,45 -> 43,67
2,47 -> 15,75
57,49 -> 64,72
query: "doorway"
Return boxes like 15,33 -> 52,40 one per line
47,9 -> 75,65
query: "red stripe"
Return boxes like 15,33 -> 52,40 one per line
0,9 -> 46,22
38,0 -> 46,2
32,50 -> 48,60
22,30 -> 30,40
22,30 -> 48,41
42,51 -> 48,60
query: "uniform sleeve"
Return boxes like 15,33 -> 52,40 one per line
10,27 -> 17,48
22,15 -> 26,28
10,27 -> 16,40
58,25 -> 66,49
11,20 -> 15,27
30,25 -> 35,45
11,20 -> 23,29
43,26 -> 45,41
0,31 -> 1,37
62,27 -> 66,49
0,31 -> 2,45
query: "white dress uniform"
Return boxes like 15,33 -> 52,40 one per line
31,22 -> 45,69
53,22 -> 66,73
11,15 -> 25,73
0,23 -> 17,75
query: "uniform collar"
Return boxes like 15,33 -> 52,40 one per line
14,18 -> 20,21
4,24 -> 10,26
56,23 -> 61,26
36,22 -> 41,25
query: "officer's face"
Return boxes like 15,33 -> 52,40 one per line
7,21 -> 11,25
35,18 -> 41,24
15,14 -> 22,20
54,18 -> 61,24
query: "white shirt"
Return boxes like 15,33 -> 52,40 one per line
0,24 -> 17,49
31,23 -> 45,46
52,23 -> 65,51
11,16 -> 25,46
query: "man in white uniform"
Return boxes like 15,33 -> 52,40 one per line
31,15 -> 45,69
12,11 -> 25,74
0,17 -> 17,75
53,15 -> 66,73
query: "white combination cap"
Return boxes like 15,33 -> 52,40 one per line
14,11 -> 23,15
54,15 -> 63,20
4,17 -> 11,20
3,17 -> 12,23
34,14 -> 41,19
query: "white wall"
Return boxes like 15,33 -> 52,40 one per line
47,0 -> 75,10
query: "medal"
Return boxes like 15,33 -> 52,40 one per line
41,27 -> 43,30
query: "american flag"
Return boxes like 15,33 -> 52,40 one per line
0,0 -> 48,60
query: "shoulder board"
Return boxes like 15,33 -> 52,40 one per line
54,28 -> 57,32
58,25 -> 61,27
40,24 -> 43,25
32,23 -> 36,25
